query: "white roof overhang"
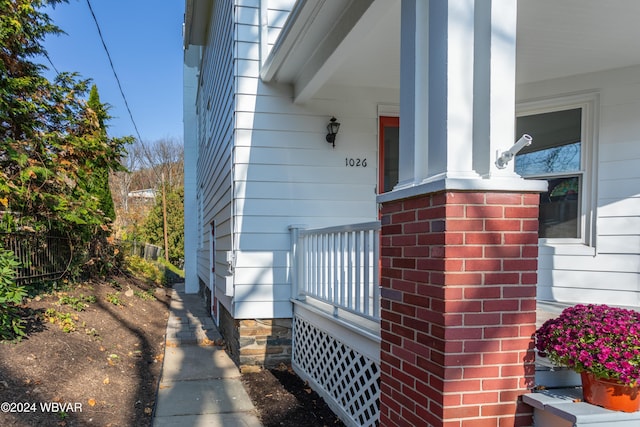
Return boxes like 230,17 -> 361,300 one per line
261,0 -> 399,104
262,0 -> 640,98
183,0 -> 212,48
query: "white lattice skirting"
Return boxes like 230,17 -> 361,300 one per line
292,305 -> 380,427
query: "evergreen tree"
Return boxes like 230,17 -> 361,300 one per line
142,186 -> 184,266
86,84 -> 116,221
0,0 -> 132,274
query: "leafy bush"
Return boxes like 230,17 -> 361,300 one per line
125,255 -> 184,286
0,246 -> 26,340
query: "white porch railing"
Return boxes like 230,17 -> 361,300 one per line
289,221 -> 381,321
289,222 -> 381,427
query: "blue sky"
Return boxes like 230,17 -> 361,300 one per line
42,0 -> 185,143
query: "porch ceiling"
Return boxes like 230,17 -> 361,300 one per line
265,0 -> 640,98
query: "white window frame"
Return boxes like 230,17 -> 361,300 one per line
516,92 -> 599,253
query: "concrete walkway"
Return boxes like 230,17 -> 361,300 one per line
153,283 -> 262,427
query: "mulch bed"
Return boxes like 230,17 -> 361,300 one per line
242,365 -> 345,427
0,277 -> 345,427
0,276 -> 170,427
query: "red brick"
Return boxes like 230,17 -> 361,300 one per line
393,257 -> 416,269
486,193 -> 523,205
391,210 -> 416,224
505,206 -> 538,218
416,258 -> 446,271
417,357 -> 446,379
465,232 -> 502,245
462,418 -> 499,427
392,234 -> 417,246
404,269 -> 431,283
466,205 -> 504,218
462,391 -> 500,405
520,299 -> 536,311
444,273 -> 483,286
449,192 -> 485,204
446,245 -> 484,258
465,259 -> 502,271
464,366 -> 500,379
446,352 -> 482,366
443,379 -> 482,393
463,286 -> 501,300
481,403 -> 517,416
482,377 -> 518,391
522,245 -> 539,257
391,323 -> 415,340
465,339 -> 500,353
394,345 -> 417,364
381,330 -> 403,346
404,197 -> 431,210
485,272 -> 520,285
389,278 -> 417,293
447,219 -> 484,231
485,219 -> 521,231
503,259 -> 538,271
445,232 -> 465,244
417,233 -> 445,245
483,325 -> 520,339
501,365 -> 527,377
504,232 -> 538,244
483,352 -> 520,365
445,327 -> 483,340
391,301 -> 416,317
447,299 -> 482,313
404,316 -> 431,332
382,224 -> 402,235
483,299 -> 520,312
503,285 -> 536,298
445,204 -> 465,218
404,221 -> 430,233
418,206 -> 446,220
484,245 -> 521,258
501,338 -> 534,351
501,311 -> 535,325
443,405 -> 480,419
464,312 -> 501,326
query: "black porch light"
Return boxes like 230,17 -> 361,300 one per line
325,116 -> 340,148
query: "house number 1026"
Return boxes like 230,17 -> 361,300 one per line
345,158 -> 367,167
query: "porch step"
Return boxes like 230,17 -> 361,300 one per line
524,389 -> 640,426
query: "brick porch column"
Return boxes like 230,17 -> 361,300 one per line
379,190 -> 539,427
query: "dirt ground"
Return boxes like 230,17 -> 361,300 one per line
0,275 -> 170,427
242,366 -> 345,427
0,277 -> 343,427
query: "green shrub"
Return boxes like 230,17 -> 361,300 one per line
125,255 -> 184,286
0,247 -> 26,340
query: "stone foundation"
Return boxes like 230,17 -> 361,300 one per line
217,303 -> 292,369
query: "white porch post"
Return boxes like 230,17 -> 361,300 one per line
396,0 -> 526,192
379,1 -> 546,426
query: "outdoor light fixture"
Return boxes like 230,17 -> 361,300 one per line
495,134 -> 532,169
326,117 -> 340,148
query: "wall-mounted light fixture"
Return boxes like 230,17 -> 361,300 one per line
326,117 -> 340,148
495,134 -> 532,169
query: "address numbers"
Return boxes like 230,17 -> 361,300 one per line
345,158 -> 367,167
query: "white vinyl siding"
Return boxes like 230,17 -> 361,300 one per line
226,1 -> 396,319
196,0 -> 235,301
518,65 -> 640,306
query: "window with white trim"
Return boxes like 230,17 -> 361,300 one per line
515,94 -> 598,245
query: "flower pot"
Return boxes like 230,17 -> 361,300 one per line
581,372 -> 640,412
